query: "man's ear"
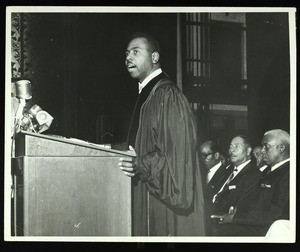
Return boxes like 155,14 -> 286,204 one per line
247,147 -> 252,157
152,51 -> 160,64
278,144 -> 286,153
214,152 -> 220,160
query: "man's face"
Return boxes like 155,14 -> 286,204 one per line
200,143 -> 218,170
261,134 -> 281,166
228,136 -> 250,167
252,147 -> 263,164
125,37 -> 155,83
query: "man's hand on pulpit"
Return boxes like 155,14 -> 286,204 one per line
119,145 -> 137,177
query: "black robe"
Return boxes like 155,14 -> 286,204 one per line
128,72 -> 206,236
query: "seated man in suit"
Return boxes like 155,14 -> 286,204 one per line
255,129 -> 290,235
199,140 -> 232,234
210,135 -> 262,236
200,140 -> 230,185
211,129 -> 290,236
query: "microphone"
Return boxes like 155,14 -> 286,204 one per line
15,80 -> 32,100
13,80 -> 53,134
14,80 -> 32,133
20,104 -> 54,133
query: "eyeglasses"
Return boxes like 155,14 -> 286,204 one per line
201,152 -> 215,159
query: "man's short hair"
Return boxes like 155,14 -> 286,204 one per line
264,129 -> 290,144
234,134 -> 252,148
264,129 -> 290,154
129,32 -> 160,53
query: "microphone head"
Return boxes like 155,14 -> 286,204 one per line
15,80 -> 32,100
20,116 -> 31,129
28,104 -> 42,117
36,111 -> 54,133
36,111 -> 54,126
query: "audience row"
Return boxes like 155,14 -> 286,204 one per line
199,129 -> 290,236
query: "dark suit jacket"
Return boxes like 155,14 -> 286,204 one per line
212,160 -> 262,217
204,163 -> 232,234
211,160 -> 290,236
206,164 -> 232,195
252,161 -> 290,235
204,164 -> 232,211
208,161 -> 262,235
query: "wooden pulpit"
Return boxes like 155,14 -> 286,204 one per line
12,131 -> 133,236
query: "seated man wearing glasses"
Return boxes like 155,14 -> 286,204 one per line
199,140 -> 232,235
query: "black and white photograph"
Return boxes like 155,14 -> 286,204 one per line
4,6 -> 296,243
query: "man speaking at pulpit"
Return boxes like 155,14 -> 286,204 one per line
118,32 -> 206,236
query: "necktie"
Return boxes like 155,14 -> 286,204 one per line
225,168 -> 238,185
212,168 -> 238,203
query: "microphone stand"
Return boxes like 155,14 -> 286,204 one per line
11,98 -> 26,158
11,98 -> 27,236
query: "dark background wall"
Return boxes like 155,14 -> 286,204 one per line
246,13 -> 290,146
14,12 -> 291,148
210,20 -> 242,90
27,13 -> 177,143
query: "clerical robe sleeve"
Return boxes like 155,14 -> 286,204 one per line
135,82 -> 199,210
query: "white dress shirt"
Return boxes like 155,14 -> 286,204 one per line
138,68 -> 162,94
207,161 -> 222,184
212,159 -> 251,203
259,164 -> 268,172
230,159 -> 251,179
271,158 -> 290,172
